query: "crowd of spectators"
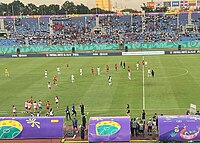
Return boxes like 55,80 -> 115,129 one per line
0,13 -> 200,46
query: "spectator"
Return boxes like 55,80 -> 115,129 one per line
82,115 -> 86,128
147,118 -> 153,135
131,118 -> 138,137
72,118 -> 78,130
138,120 -> 144,137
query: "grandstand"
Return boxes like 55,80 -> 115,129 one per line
0,11 -> 199,47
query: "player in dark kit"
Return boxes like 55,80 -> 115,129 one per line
123,62 -> 126,69
80,103 -> 85,115
72,104 -> 77,117
126,104 -> 130,116
151,69 -> 155,78
65,106 -> 71,120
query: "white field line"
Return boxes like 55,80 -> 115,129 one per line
142,56 -> 145,110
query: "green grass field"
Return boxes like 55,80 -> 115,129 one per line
0,54 -> 200,123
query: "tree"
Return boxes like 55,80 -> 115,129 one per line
38,5 -> 48,15
60,1 -> 77,14
76,3 -> 90,14
48,4 -> 60,15
0,3 -> 8,16
8,0 -> 25,16
26,3 -> 39,15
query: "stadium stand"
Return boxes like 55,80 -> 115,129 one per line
0,12 -> 200,46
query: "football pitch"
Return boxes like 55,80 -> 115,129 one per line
0,54 -> 200,122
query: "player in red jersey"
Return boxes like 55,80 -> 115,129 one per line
115,64 -> 118,71
92,67 -> 94,75
142,60 -> 145,66
53,75 -> 57,86
29,96 -> 33,104
106,65 -> 109,73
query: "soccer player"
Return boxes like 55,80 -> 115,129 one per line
128,66 -> 131,80
151,69 -> 155,78
142,59 -> 145,66
57,66 -> 61,75
126,104 -> 130,116
44,70 -> 48,78
123,62 -> 126,69
97,67 -> 100,75
115,64 -> 118,71
65,106 -> 71,120
108,76 -> 112,86
72,104 -> 77,117
80,68 -> 83,76
46,101 -> 50,112
49,108 -> 54,117
136,62 -> 139,71
80,103 -> 85,115
25,101 -> 28,113
145,61 -> 148,67
30,96 -> 33,104
66,64 -> 69,69
53,75 -> 57,86
38,100 -> 42,113
55,96 -> 59,108
48,82 -> 52,89
91,67 -> 94,75
28,101 -> 32,112
148,68 -> 151,77
106,65 -> 109,73
120,61 -> 122,67
33,101 -> 38,113
12,105 -> 17,117
71,74 -> 75,83
5,68 -> 9,77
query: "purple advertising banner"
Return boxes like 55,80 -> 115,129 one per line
159,115 -> 200,141
88,116 -> 130,142
0,116 -> 65,139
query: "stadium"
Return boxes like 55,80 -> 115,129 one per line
0,0 -> 200,142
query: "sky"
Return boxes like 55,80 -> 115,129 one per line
0,0 -> 155,10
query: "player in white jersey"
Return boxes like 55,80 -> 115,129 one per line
128,66 -> 131,80
25,101 -> 28,113
148,68 -> 151,77
97,67 -> 100,75
55,96 -> 59,108
108,76 -> 112,86
136,62 -> 139,71
145,61 -> 148,67
48,82 -> 51,89
57,66 -> 61,75
80,68 -> 83,76
33,101 -> 38,113
71,74 -> 75,83
38,100 -> 42,113
44,70 -> 48,78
